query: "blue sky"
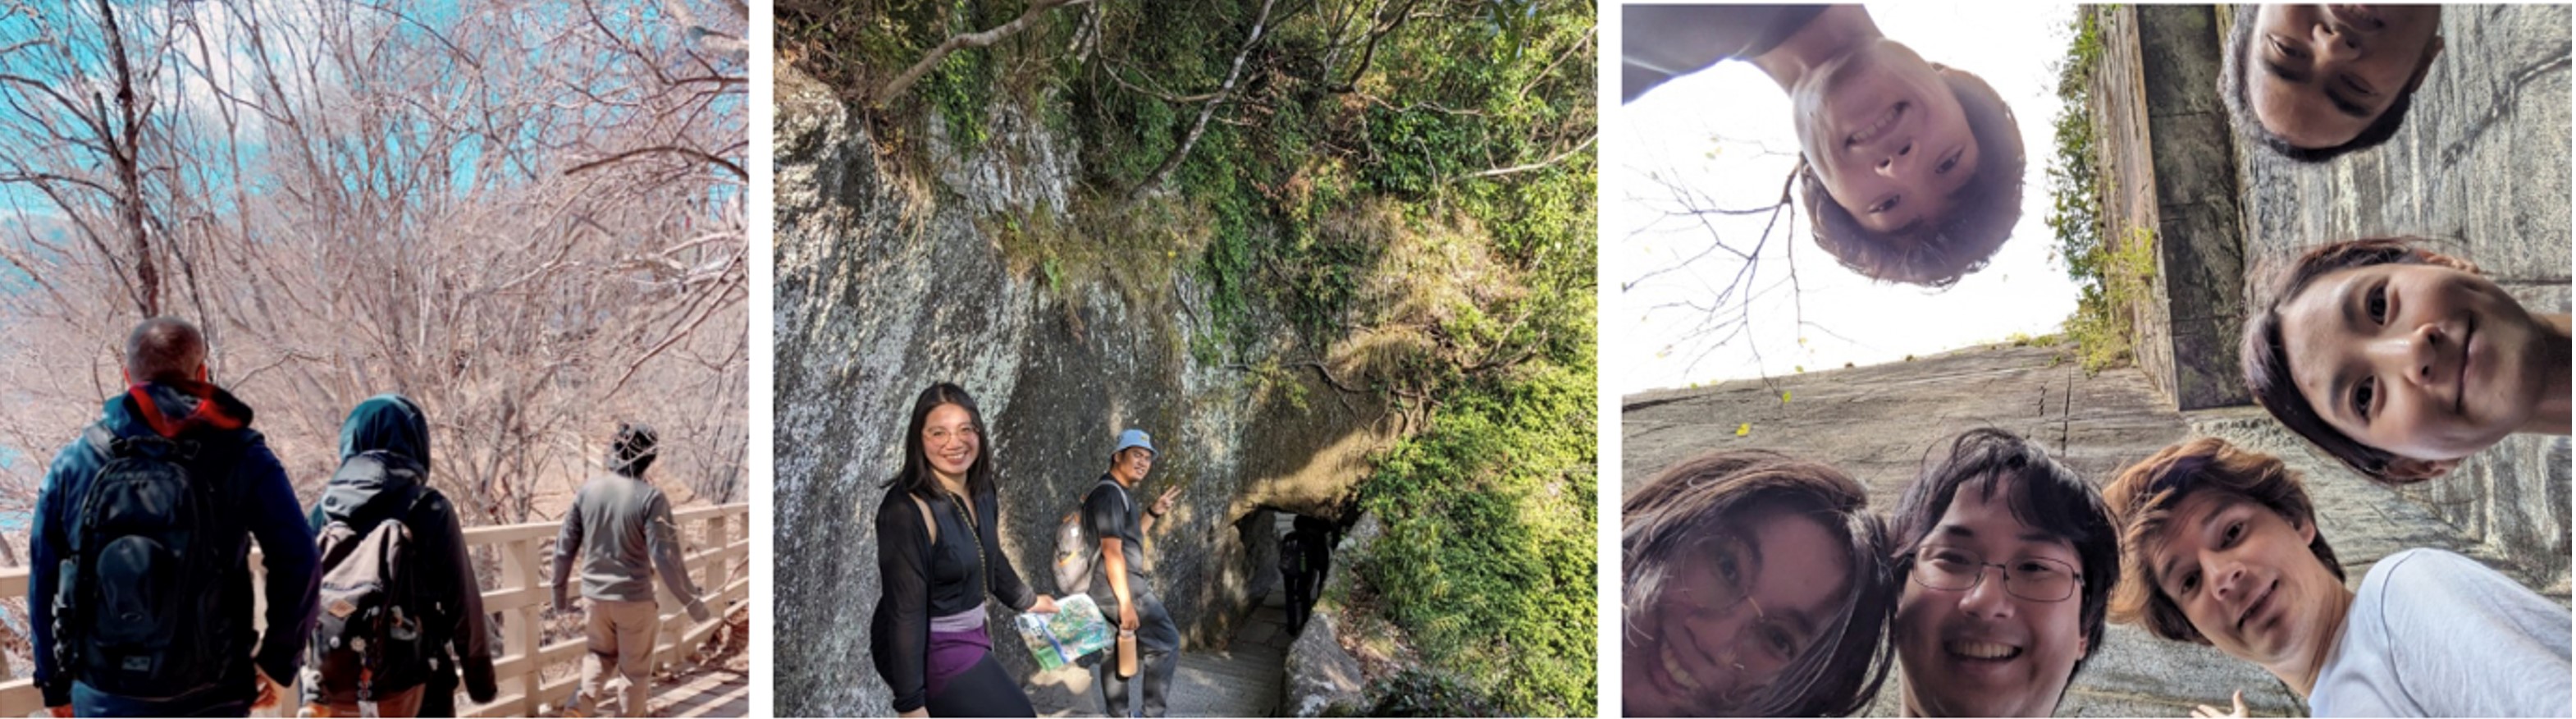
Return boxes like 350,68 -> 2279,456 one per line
0,0 -> 744,227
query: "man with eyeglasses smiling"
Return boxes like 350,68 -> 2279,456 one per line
1887,429 -> 2121,717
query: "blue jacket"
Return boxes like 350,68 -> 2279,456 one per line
30,382 -> 321,710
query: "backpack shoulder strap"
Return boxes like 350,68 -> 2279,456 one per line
1092,478 -> 1130,512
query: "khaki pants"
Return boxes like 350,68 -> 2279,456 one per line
314,685 -> 427,717
578,598 -> 661,717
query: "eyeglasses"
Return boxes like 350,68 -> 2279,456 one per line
1911,546 -> 2083,602
1670,534 -> 1806,675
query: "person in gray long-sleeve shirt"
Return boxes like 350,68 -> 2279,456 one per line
553,422 -> 714,717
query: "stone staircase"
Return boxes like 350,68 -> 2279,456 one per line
1027,572 -> 1298,717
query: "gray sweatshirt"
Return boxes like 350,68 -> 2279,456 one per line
554,472 -> 709,610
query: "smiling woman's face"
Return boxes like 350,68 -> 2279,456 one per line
920,402 -> 980,479
1792,38 -> 1981,235
1624,508 -> 1852,717
2279,261 -> 2546,461
2246,4 -> 2443,149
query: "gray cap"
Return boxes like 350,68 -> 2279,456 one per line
1112,428 -> 1155,459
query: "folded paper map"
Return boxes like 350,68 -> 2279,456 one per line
1015,593 -> 1116,670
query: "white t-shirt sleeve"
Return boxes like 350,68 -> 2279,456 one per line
2338,548 -> 2572,717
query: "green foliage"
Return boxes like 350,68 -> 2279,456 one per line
2062,226 -> 2158,372
785,0 -> 1022,150
1354,667 -> 1501,717
2048,6 -> 2107,284
797,2 -> 1599,712
2048,6 -> 2144,373
1356,355 -> 1598,716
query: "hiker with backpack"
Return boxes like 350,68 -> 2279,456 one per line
554,421 -> 717,717
1085,429 -> 1182,718
870,382 -> 1062,717
300,394 -> 497,717
29,316 -> 322,717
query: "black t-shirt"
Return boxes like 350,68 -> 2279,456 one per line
1623,4 -> 1829,103
1083,474 -> 1151,607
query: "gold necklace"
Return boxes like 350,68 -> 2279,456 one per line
944,489 -> 986,601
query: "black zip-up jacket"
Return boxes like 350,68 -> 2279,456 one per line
301,394 -> 497,707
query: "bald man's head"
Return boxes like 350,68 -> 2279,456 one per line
125,317 -> 207,384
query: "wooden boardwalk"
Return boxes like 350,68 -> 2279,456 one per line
659,667 -> 754,717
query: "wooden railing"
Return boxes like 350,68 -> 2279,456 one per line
0,502 -> 750,717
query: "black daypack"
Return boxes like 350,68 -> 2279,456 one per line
55,426 -> 245,700
308,451 -> 436,704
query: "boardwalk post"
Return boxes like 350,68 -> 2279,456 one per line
504,535 -> 542,716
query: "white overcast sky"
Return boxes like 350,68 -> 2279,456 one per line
1607,2 -> 2082,394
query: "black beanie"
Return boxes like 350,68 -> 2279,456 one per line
610,422 -> 659,477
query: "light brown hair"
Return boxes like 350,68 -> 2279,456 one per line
2101,437 -> 2344,644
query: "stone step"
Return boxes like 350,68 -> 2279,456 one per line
1026,597 -> 1295,717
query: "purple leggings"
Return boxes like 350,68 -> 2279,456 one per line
924,625 -> 1035,716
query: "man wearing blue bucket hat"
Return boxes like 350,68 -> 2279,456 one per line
1085,428 -> 1181,717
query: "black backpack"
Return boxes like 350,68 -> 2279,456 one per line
308,451 -> 436,703
53,426 -> 245,700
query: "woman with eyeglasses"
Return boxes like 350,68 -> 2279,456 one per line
1886,428 -> 2121,717
1622,451 -> 1898,717
870,382 -> 1061,717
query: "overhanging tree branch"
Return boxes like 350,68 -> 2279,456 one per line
1124,0 -> 1279,203
875,0 -> 1091,103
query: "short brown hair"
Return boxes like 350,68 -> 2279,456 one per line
2102,437 -> 2344,645
1802,66 -> 2026,288
2240,237 -> 2478,485
124,316 -> 206,384
1623,451 -> 1895,717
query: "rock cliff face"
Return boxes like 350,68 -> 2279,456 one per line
2223,2 -> 2573,593
2094,4 -> 2571,592
771,67 -> 1391,715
